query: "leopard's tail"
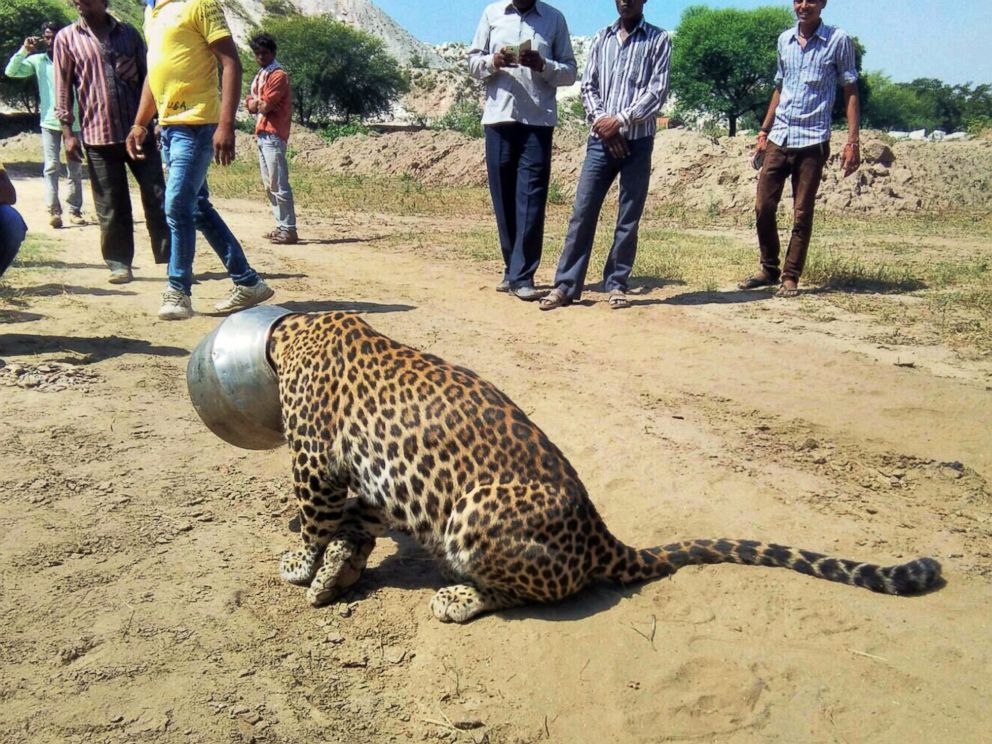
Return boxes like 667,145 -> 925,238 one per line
604,538 -> 942,595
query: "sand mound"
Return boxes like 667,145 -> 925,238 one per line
299,127 -> 992,215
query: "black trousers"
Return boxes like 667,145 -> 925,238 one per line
85,137 -> 170,267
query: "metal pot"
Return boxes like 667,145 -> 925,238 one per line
186,304 -> 294,450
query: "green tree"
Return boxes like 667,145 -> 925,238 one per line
0,0 -> 73,113
260,14 -> 409,126
670,5 -> 792,136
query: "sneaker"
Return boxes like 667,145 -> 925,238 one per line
68,211 -> 87,226
512,284 -> 542,302
49,212 -> 63,229
496,278 -> 511,293
159,288 -> 194,320
108,266 -> 133,285
270,228 -> 299,245
214,279 -> 275,313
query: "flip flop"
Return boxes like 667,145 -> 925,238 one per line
608,290 -> 630,309
775,285 -> 800,298
539,288 -> 570,311
738,275 -> 779,290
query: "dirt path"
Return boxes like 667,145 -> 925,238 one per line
1,174 -> 990,744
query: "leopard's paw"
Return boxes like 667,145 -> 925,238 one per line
305,539 -> 374,607
280,543 -> 324,585
429,584 -> 489,623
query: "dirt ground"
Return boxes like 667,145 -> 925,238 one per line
1,163 -> 990,744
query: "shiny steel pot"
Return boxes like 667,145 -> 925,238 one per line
186,304 -> 294,450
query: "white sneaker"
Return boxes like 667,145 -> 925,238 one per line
159,288 -> 193,320
214,279 -> 275,313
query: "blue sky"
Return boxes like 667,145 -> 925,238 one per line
374,0 -> 990,86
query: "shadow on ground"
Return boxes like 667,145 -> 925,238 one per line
0,333 -> 188,363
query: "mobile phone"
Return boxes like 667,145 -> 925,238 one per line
750,149 -> 765,171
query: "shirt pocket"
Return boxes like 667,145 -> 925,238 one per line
799,57 -> 831,89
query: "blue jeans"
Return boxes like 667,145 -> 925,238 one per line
161,124 -> 260,295
41,127 -> 83,215
484,123 -> 553,288
0,205 -> 27,279
553,136 -> 654,299
257,132 -> 296,230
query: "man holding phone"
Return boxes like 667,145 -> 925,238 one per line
469,1 -> 577,300
4,22 -> 86,229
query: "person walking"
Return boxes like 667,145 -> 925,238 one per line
0,164 -> 28,280
738,0 -> 861,298
469,0 -> 577,301
4,22 -> 86,229
53,0 -> 170,285
128,0 -> 273,320
246,33 -> 298,245
539,0 -> 671,311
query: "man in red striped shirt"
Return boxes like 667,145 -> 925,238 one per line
53,0 -> 169,285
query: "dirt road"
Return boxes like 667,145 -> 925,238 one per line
1,174 -> 989,744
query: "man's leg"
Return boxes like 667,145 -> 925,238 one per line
484,124 -> 520,284
260,133 -> 296,233
257,136 -> 279,224
752,142 -> 791,282
40,128 -> 61,222
551,138 -> 617,302
62,131 -> 85,218
0,205 -> 28,278
508,125 -> 553,289
782,142 -> 830,286
603,136 -> 654,294
162,126 -> 212,296
84,144 -> 137,270
126,130 -> 171,265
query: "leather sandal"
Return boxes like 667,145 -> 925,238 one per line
539,288 -> 570,311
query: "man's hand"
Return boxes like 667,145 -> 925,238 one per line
23,37 -> 38,54
592,115 -> 623,141
493,50 -> 517,69
519,49 -> 545,73
125,125 -> 148,160
64,132 -> 83,163
841,142 -> 861,177
213,123 -> 236,166
245,95 -> 259,114
602,134 -> 630,159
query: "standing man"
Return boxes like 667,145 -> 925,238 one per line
539,0 -> 670,311
0,164 -> 28,280
5,22 -> 86,229
128,0 -> 273,320
738,0 -> 860,298
53,0 -> 170,285
246,33 -> 298,245
469,0 -> 576,301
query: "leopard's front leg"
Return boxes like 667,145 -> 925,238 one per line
307,499 -> 387,606
280,464 -> 349,586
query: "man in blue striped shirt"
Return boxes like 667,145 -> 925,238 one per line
739,0 -> 861,298
539,0 -> 671,311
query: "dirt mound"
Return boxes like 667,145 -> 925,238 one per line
301,127 -> 992,215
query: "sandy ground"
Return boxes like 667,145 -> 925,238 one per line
0,170 -> 990,744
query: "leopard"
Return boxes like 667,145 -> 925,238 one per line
266,311 -> 942,623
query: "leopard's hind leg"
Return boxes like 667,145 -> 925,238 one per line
430,584 -> 523,623
307,498 -> 387,606
280,466 -> 349,586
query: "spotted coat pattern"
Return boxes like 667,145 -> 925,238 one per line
268,312 -> 942,622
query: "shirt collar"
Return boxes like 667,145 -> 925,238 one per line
504,1 -> 542,17
790,21 -> 827,44
608,16 -> 647,37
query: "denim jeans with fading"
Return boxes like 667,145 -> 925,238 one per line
0,204 -> 27,278
552,135 -> 654,300
257,132 -> 296,230
161,124 -> 260,295
40,127 -> 83,216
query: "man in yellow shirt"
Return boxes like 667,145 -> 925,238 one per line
0,164 -> 28,279
127,0 -> 273,320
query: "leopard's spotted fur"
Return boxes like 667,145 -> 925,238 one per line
268,312 -> 942,622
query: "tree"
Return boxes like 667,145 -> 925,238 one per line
0,0 -> 73,113
259,15 -> 409,126
670,5 -> 793,136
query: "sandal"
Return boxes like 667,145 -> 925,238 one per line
775,282 -> 800,298
738,274 -> 779,290
608,290 -> 630,309
539,288 -> 570,311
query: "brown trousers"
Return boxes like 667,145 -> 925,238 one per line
755,140 -> 830,281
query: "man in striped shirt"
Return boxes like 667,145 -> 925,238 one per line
739,0 -> 861,298
53,0 -> 170,285
540,0 -> 671,311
